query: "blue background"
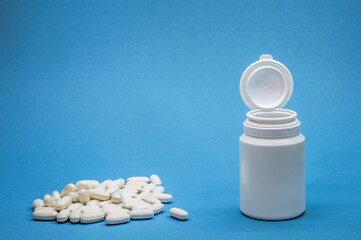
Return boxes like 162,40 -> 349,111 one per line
1,0 -> 361,239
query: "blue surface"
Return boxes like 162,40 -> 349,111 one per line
1,0 -> 361,239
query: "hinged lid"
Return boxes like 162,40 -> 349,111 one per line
239,55 -> 293,110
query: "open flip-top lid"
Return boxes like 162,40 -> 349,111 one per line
239,55 -> 293,111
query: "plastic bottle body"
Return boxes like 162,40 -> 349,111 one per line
239,133 -> 305,220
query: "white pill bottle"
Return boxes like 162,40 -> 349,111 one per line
239,55 -> 305,220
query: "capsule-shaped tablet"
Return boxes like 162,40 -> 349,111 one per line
132,202 -> 151,210
150,175 -> 162,186
123,185 -> 142,192
44,194 -> 55,207
119,188 -> 138,194
152,193 -> 173,203
77,182 -> 89,190
137,190 -> 151,199
52,191 -> 61,201
78,189 -> 90,204
70,210 -> 81,223
55,196 -> 72,210
33,199 -> 44,208
67,203 -> 83,211
169,207 -> 188,220
129,209 -> 154,220
111,191 -> 123,203
33,209 -> 57,221
100,179 -> 112,187
95,184 -> 106,192
80,210 -> 105,224
78,205 -> 101,212
143,183 -> 157,192
143,196 -> 161,204
34,206 -> 56,212
61,183 -> 76,197
127,177 -> 150,183
107,179 -> 125,189
147,203 -> 164,214
89,189 -> 110,201
125,181 -> 147,187
57,209 -> 70,223
98,200 -> 113,207
121,192 -> 137,198
76,180 -> 99,189
105,185 -> 120,194
86,199 -> 100,206
106,212 -> 130,225
67,192 -> 79,203
152,186 -> 165,194
102,205 -> 124,215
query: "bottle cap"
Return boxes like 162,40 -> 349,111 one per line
239,55 -> 293,110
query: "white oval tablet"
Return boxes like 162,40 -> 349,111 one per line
129,209 -> 154,220
57,209 -> 70,223
106,212 -> 130,225
70,210 -> 81,223
169,207 -> 188,220
33,209 -> 57,221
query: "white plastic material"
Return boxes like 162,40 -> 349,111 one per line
239,55 -> 305,220
240,55 -> 293,110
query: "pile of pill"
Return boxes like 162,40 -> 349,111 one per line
32,175 -> 189,224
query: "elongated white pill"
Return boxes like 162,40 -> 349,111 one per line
98,200 -> 113,207
147,203 -> 164,214
61,183 -> 76,197
76,180 -> 99,189
132,202 -> 151,210
80,210 -> 105,223
44,194 -> 55,207
125,181 -> 147,187
152,193 -> 173,203
77,182 -> 89,190
70,210 -> 81,223
121,192 -> 137,198
78,189 -> 90,204
33,209 -> 57,220
143,196 -> 161,204
102,205 -> 124,215
52,191 -> 61,201
67,192 -> 79,203
34,207 -> 56,211
111,191 -> 123,203
86,199 -> 100,206
170,208 -> 188,220
137,190 -> 151,199
152,186 -> 165,194
150,175 -> 162,186
143,183 -> 157,192
33,199 -> 44,208
89,189 -> 110,201
105,185 -> 120,194
123,185 -> 142,192
95,184 -> 106,192
106,212 -> 130,225
107,179 -> 125,189
129,209 -> 154,220
67,203 -> 83,211
78,205 -> 101,212
57,209 -> 70,223
101,179 -> 112,187
127,177 -> 150,183
55,196 -> 72,210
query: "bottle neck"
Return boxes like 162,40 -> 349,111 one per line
243,109 -> 301,138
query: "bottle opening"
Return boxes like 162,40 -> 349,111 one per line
246,109 -> 297,124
